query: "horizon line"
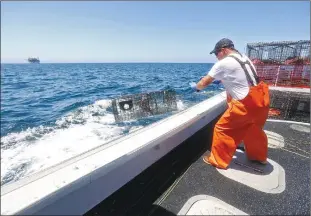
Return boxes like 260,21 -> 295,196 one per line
1,62 -> 215,64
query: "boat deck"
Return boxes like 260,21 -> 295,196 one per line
85,120 -> 310,216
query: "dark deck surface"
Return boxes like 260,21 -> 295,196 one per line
85,120 -> 310,216
152,121 -> 310,215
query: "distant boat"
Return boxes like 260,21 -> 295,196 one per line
28,57 -> 40,63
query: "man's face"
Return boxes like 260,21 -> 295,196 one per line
215,48 -> 230,60
215,48 -> 225,60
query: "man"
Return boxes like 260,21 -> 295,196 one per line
190,38 -> 270,169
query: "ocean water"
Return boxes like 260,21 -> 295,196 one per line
1,63 -> 223,186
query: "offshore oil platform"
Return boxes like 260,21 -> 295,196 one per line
27,57 -> 40,63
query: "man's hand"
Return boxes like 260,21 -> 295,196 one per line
189,82 -> 199,92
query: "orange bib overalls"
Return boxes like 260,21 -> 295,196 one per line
206,55 -> 270,169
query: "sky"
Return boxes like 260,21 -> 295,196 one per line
1,1 -> 310,63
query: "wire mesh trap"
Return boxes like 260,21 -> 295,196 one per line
255,65 -> 310,88
246,40 -> 310,88
246,40 -> 310,64
269,89 -> 310,123
111,89 -> 178,122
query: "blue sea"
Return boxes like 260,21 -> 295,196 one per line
1,63 -> 223,185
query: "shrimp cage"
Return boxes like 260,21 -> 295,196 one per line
246,40 -> 310,64
269,89 -> 310,123
246,40 -> 310,88
112,89 -> 177,122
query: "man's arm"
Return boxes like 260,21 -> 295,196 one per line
196,75 -> 215,91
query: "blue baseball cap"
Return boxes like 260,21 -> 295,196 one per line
210,38 -> 235,54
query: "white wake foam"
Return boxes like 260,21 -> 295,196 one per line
1,97 -> 191,185
1,99 -> 124,185
177,99 -> 186,111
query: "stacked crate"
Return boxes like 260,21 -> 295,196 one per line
269,89 -> 310,123
246,40 -> 310,88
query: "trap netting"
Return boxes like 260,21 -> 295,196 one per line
246,40 -> 310,64
246,40 -> 310,88
112,89 -> 178,122
255,65 -> 310,88
269,89 -> 310,123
